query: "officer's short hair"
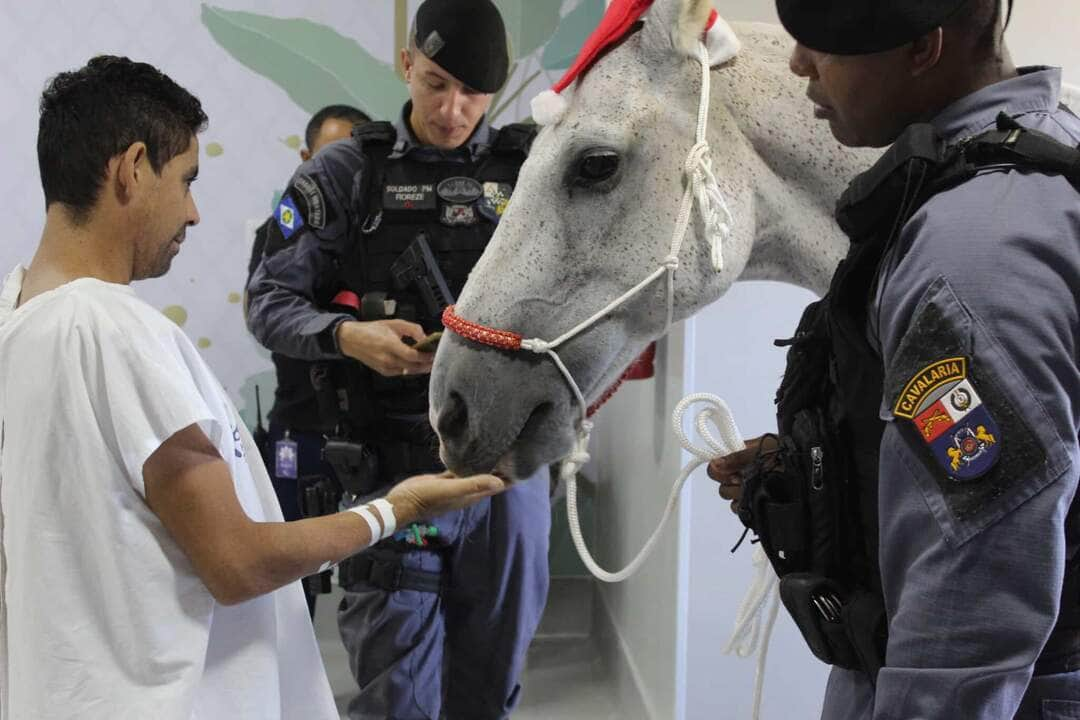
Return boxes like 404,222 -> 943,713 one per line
305,105 -> 372,151
37,55 -> 207,223
945,0 -> 1005,60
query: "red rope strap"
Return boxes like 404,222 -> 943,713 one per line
587,376 -> 624,417
442,305 -> 648,418
442,305 -> 523,350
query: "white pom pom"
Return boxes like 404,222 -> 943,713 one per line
706,16 -> 741,67
531,89 -> 569,126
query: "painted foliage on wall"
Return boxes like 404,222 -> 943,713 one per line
201,1 -> 602,126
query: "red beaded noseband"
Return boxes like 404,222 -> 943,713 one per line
442,305 -> 656,418
441,306 -> 523,351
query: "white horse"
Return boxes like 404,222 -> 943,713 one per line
427,0 -> 1062,480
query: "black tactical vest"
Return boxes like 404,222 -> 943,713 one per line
316,120 -> 534,478
740,113 -> 1080,679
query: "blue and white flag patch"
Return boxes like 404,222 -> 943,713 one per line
276,195 -> 304,240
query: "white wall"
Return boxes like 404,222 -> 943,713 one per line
683,283 -> 827,720
585,328 -> 690,719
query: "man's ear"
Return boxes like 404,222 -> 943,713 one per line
115,141 -> 149,203
401,48 -> 413,82
909,27 -> 943,78
300,148 -> 312,162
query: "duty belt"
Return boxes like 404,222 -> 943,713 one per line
338,550 -> 445,594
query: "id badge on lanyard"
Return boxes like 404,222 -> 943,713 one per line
275,430 -> 298,480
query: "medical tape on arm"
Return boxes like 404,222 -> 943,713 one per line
316,499 -> 399,573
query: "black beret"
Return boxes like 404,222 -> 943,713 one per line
414,0 -> 510,93
776,0 -> 969,55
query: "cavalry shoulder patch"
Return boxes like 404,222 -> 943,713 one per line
478,181 -> 513,222
884,276 -> 1052,528
275,195 -> 304,240
384,183 -> 436,210
292,174 -> 325,229
894,357 -> 1001,480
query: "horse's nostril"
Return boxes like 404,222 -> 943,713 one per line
437,390 -> 468,439
521,402 -> 554,441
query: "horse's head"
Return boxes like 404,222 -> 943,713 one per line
430,0 -> 858,479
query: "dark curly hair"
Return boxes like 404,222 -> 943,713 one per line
37,55 -> 208,222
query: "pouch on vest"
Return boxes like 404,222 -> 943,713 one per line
737,406 -> 852,581
739,290 -> 885,678
738,412 -> 884,678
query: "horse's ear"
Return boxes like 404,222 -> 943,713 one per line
642,0 -> 715,60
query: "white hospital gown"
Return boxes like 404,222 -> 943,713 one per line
0,267 -> 337,720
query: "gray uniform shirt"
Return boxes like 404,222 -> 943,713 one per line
246,105 -> 497,360
824,67 -> 1080,719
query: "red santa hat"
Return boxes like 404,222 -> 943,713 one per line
532,1 -> 741,126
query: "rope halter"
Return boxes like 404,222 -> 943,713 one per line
443,42 -> 734,483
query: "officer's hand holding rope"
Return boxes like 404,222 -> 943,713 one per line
707,434 -> 778,513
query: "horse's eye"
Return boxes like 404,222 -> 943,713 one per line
575,149 -> 620,185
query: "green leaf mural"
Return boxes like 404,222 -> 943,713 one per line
201,4 -> 408,122
494,0 -> 564,60
542,0 -> 605,71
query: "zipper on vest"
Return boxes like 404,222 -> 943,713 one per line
811,446 -> 824,491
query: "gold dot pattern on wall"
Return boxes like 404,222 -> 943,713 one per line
206,142 -> 224,157
162,305 -> 188,327
198,338 -> 212,349
227,292 -> 242,304
283,135 -> 301,150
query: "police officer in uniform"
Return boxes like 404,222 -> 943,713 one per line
246,1 -> 549,718
246,104 -> 370,619
709,1 -> 1080,717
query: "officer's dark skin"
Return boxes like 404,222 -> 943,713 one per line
708,436 -> 776,511
332,43 -> 495,377
708,0 -> 1015,504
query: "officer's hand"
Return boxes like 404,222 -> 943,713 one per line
707,435 -> 777,514
387,471 -> 507,524
336,319 -> 434,377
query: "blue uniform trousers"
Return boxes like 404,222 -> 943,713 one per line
337,468 -> 551,720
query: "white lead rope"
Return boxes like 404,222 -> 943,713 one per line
659,394 -> 782,720
724,545 -> 782,720
564,393 -> 741,583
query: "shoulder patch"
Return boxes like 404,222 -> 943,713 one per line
293,174 -> 325,229
884,277 -> 1047,522
275,195 -> 304,240
895,357 -> 1001,480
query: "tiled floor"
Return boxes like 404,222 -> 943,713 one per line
315,585 -> 621,719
